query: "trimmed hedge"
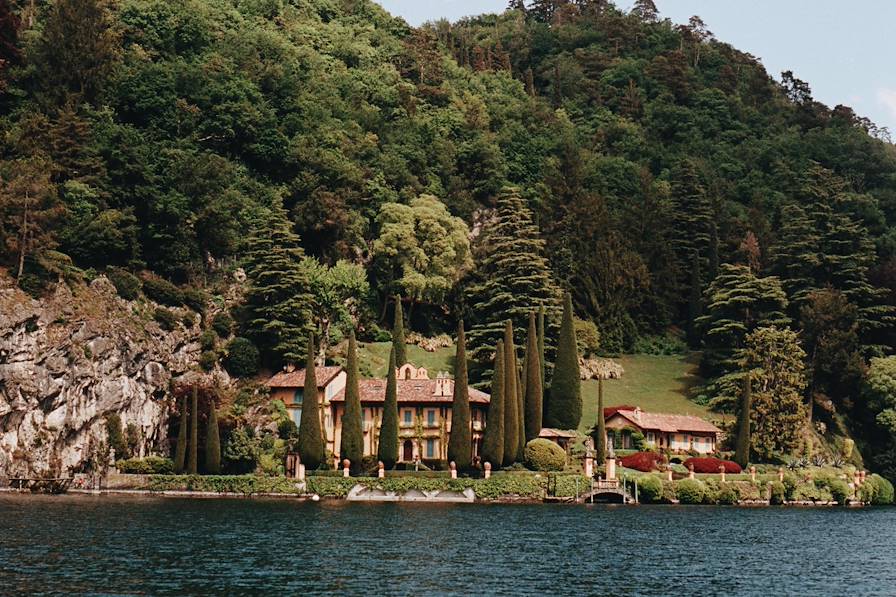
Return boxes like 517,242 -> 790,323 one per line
524,439 -> 567,471
636,474 -> 664,503
620,451 -> 664,472
675,478 -> 705,504
117,457 -> 174,474
684,457 -> 742,474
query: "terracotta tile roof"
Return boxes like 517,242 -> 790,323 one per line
331,379 -> 490,405
267,366 -> 343,389
607,408 -> 721,434
539,428 -> 578,438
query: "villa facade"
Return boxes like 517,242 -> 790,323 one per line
603,406 -> 722,454
267,363 -> 490,467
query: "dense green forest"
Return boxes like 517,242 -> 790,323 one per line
1,0 -> 895,477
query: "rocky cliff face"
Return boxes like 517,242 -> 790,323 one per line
0,274 -> 204,478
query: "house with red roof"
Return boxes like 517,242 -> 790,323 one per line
603,406 -> 722,454
267,363 -> 490,467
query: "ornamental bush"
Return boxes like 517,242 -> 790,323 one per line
715,482 -> 739,505
223,337 -> 260,377
675,478 -> 705,504
117,456 -> 174,474
769,480 -> 786,504
620,451 -> 665,472
636,474 -> 664,503
106,267 -> 141,300
523,439 -> 567,471
683,457 -> 742,474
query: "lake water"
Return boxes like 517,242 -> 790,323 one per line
1,494 -> 894,596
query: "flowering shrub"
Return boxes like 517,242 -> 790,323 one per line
619,451 -> 665,472
683,457 -> 742,474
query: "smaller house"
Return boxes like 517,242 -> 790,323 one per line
603,406 -> 721,454
539,428 -> 577,452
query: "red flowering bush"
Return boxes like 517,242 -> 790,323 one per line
684,457 -> 742,474
619,451 -> 665,472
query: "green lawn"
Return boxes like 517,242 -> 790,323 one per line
357,341 -> 455,378
578,353 -> 710,434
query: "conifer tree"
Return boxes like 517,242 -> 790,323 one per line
524,312 -> 543,441
467,187 -> 560,376
244,202 -> 314,365
173,393 -> 187,474
377,346 -> 399,468
205,399 -> 221,474
595,377 -> 607,465
770,203 -> 820,308
502,322 -> 519,466
340,329 -> 363,474
447,321 -> 472,470
188,385 -> 198,474
537,306 -> 546,389
545,293 -> 582,429
669,159 -> 713,298
297,334 -> 325,470
734,372 -> 751,468
516,353 -> 526,461
481,340 -> 505,468
392,296 -> 407,367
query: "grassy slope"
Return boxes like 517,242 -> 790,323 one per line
357,341 -> 456,378
578,354 -> 710,434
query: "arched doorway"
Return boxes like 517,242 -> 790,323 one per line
402,440 -> 414,462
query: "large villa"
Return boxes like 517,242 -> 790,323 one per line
267,363 -> 491,465
267,364 -> 723,466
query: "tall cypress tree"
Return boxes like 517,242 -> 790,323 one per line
524,312 -> 543,441
466,187 -> 560,377
481,340 -> 505,468
537,306 -> 546,390
502,322 -> 519,466
392,296 -> 408,367
516,354 -> 526,461
377,346 -> 399,468
687,251 -> 702,346
447,321 -> 472,470
205,399 -> 221,474
545,293 -> 582,429
297,334 -> 325,470
340,329 -> 363,474
173,393 -> 187,474
595,377 -> 607,466
734,372 -> 752,468
188,385 -> 198,474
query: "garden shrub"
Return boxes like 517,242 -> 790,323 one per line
223,337 -> 260,377
620,451 -> 665,472
769,480 -> 786,505
117,456 -> 174,474
147,475 -> 301,495
636,474 -> 664,503
733,481 -> 761,501
153,307 -> 178,331
683,457 -> 742,474
211,312 -> 234,338
827,478 -> 851,505
142,276 -> 184,306
675,478 -> 705,504
716,483 -> 739,505
524,439 -> 567,471
106,267 -> 141,300
782,472 -> 799,500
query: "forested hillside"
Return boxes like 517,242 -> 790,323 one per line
1,0 -> 895,476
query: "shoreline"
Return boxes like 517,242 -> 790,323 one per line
0,486 -> 869,507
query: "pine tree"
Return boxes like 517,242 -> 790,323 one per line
770,203 -> 820,308
297,334 -> 325,470
244,202 -> 314,365
544,293 -> 582,429
481,340 -> 505,468
340,329 -> 363,474
467,187 -> 560,378
734,372 -> 751,469
502,322 -> 519,466
205,399 -> 221,474
669,159 -> 713,302
524,312 -> 543,441
392,296 -> 407,367
595,377 -> 607,465
631,0 -> 659,22
447,321 -> 472,470
377,346 -> 399,468
173,393 -> 187,474
188,385 -> 198,475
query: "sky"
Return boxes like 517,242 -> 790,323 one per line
375,1 -> 896,133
